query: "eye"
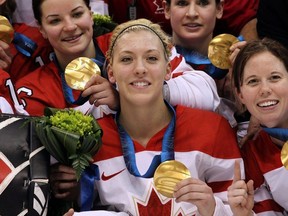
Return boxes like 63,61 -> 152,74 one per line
73,11 -> 84,18
197,0 -> 210,6
121,56 -> 132,63
49,18 -> 61,25
147,56 -> 158,63
176,0 -> 189,7
246,78 -> 259,86
269,75 -> 282,82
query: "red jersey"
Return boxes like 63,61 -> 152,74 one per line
8,23 -> 54,82
89,105 -> 242,215
215,0 -> 259,36
0,70 -> 15,113
14,35 -> 113,117
242,131 -> 288,215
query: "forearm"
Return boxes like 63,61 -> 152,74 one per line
165,70 -> 220,111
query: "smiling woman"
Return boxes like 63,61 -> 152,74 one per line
228,38 -> 288,215
14,0 -> 119,118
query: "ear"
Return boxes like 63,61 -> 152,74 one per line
236,88 -> 246,105
216,0 -> 224,19
162,1 -> 171,20
39,25 -> 48,39
107,64 -> 116,84
164,62 -> 172,81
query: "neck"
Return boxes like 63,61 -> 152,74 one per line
119,101 -> 172,147
173,34 -> 212,56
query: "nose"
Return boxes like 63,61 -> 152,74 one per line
135,59 -> 147,75
259,82 -> 272,97
186,3 -> 198,17
63,18 -> 77,31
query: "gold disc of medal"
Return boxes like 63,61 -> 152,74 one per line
0,15 -> 14,44
208,33 -> 239,69
65,57 -> 101,90
153,160 -> 191,198
281,141 -> 288,169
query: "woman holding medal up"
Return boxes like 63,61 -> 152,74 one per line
228,38 -> 288,215
64,18 -> 242,215
162,0 -> 257,143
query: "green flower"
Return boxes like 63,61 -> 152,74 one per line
92,14 -> 118,37
32,107 -> 102,181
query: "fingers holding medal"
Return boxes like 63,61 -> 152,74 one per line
65,57 -> 101,91
208,34 -> 239,69
153,160 -> 191,198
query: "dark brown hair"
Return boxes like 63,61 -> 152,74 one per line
0,0 -> 17,18
232,38 -> 288,94
32,0 -> 90,24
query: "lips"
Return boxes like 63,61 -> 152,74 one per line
184,23 -> 201,28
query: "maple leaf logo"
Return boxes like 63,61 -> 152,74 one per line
153,0 -> 164,14
137,189 -> 172,216
134,186 -> 197,216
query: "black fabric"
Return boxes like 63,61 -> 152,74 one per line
0,114 -> 50,216
257,0 -> 288,49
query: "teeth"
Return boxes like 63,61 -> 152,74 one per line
258,101 -> 277,107
64,35 -> 78,41
133,82 -> 149,87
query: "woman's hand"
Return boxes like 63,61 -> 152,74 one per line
83,74 -> 119,111
0,40 -> 12,70
63,208 -> 74,216
228,160 -> 254,216
229,40 -> 247,67
173,177 -> 216,216
50,163 -> 80,201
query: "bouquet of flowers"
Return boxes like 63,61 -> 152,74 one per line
32,107 -> 102,181
92,14 -> 118,37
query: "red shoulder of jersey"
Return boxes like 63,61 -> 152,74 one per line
95,32 -> 112,55
9,23 -> 53,82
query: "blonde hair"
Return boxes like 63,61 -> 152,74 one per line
106,18 -> 172,63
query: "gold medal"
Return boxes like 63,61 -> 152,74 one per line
153,160 -> 191,198
65,57 -> 101,90
208,34 -> 239,69
281,141 -> 288,169
0,15 -> 14,44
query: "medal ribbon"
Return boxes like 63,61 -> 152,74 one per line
80,164 -> 100,211
176,45 -> 227,80
176,35 -> 244,80
13,32 -> 37,57
262,127 -> 288,142
116,101 -> 176,178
